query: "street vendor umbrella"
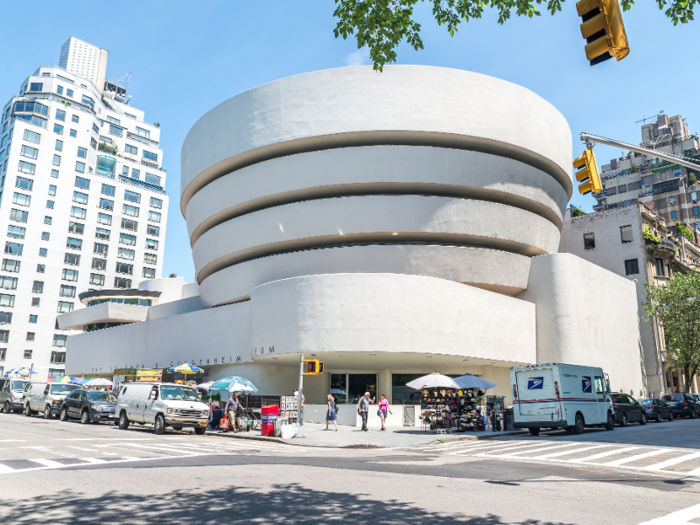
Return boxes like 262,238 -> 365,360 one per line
210,376 -> 258,393
196,381 -> 214,391
454,374 -> 496,390
48,376 -> 83,384
406,373 -> 461,390
167,363 -> 203,375
5,367 -> 38,377
85,378 -> 113,387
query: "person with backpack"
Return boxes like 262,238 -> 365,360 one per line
326,394 -> 338,431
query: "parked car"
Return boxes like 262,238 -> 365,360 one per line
115,382 -> 210,435
661,394 -> 700,419
60,389 -> 117,424
690,394 -> 700,403
611,393 -> 647,426
640,399 -> 673,422
0,378 -> 31,414
24,382 -> 80,419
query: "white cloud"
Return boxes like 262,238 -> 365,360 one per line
345,48 -> 370,66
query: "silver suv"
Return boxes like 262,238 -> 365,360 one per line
0,378 -> 31,413
24,382 -> 80,419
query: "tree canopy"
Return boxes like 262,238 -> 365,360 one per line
333,0 -> 697,70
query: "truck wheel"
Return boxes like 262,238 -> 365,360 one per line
572,413 -> 585,435
620,413 -> 629,427
639,412 -> 647,425
605,412 -> 615,431
154,414 -> 165,435
118,412 -> 130,430
3,401 -> 10,414
194,427 -> 206,436
81,410 -> 91,425
529,427 -> 540,436
44,406 -> 52,419
24,404 -> 33,417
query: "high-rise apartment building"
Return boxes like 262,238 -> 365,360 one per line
0,38 -> 168,378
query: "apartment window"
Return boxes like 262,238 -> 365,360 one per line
145,239 -> 158,250
48,185 -> 57,196
23,130 -> 40,144
114,277 -> 132,289
92,258 -> 107,270
67,89 -> 73,97
655,258 -> 665,276
119,233 -> 136,246
4,242 -> 23,256
39,248 -> 47,257
68,222 -> 84,234
0,312 -> 11,325
7,225 -> 25,239
125,144 -> 138,155
122,166 -> 129,176
144,253 -> 157,265
624,258 -> 639,275
55,139 -> 63,151
116,262 -> 133,275
29,314 -> 37,323
44,217 -> 52,225
107,116 -> 121,126
72,114 -> 79,123
121,218 -> 138,231
51,169 -> 59,179
53,124 -> 63,135
143,150 -> 158,163
69,129 -> 77,138
150,197 -> 162,209
0,276 -> 17,290
12,193 -> 31,207
670,196 -> 676,204
583,232 -> 595,250
36,264 -> 44,273
60,270 -> 77,285
143,267 -> 156,278
1,259 -> 20,273
75,162 -> 85,173
123,204 -> 139,217
23,350 -> 32,360
694,207 -> 700,217
64,253 -> 80,266
20,145 -> 38,159
70,207 -> 86,220
147,224 -> 160,237
82,95 -> 95,109
671,211 -> 678,219
75,176 -> 90,189
10,209 -> 28,223
66,237 -> 82,250
31,298 -> 40,307
26,332 -> 35,341
18,160 -> 35,175
72,191 -> 88,205
15,177 -> 33,191
99,198 -> 114,211
620,225 -> 633,243
0,331 -> 8,343
135,127 -> 150,139
41,232 -> 50,241
77,147 -> 87,159
55,109 -> 66,122
59,285 -> 76,298
90,137 -> 97,149
117,248 -> 135,260
94,243 -> 109,256
692,192 -> 698,202
0,294 -> 15,307
29,82 -> 43,92
57,301 -> 73,313
109,125 -> 122,137
56,85 -> 64,95
673,168 -> 682,178
124,190 -> 141,204
46,200 -> 54,209
148,211 -> 161,223
145,173 -> 161,186
97,213 -> 112,226
101,184 -> 115,196
95,227 -> 110,240
50,352 -> 66,364
53,334 -> 68,347
131,168 -> 140,180
89,273 -> 105,286
53,154 -> 62,167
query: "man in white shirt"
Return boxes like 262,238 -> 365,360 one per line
357,392 -> 375,431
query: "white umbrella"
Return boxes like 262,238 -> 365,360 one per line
406,373 -> 461,390
454,374 -> 496,390
85,378 -> 113,386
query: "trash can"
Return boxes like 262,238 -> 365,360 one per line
261,405 -> 279,436
273,417 -> 282,437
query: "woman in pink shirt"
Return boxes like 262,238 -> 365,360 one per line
378,393 -> 390,431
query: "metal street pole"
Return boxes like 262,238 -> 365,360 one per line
297,354 -> 304,437
653,310 -> 667,396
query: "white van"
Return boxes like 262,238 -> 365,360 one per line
24,381 -> 80,419
115,382 -> 209,435
510,363 -> 615,436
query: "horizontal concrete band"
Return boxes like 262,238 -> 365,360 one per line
198,244 -> 533,308
181,130 -> 573,216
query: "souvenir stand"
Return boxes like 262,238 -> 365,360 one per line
421,388 -> 487,433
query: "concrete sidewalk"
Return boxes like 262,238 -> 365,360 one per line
208,423 -> 525,448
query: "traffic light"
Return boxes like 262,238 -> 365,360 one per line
573,149 -> 602,195
576,0 -> 630,66
303,359 -> 324,375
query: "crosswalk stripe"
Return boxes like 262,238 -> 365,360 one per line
450,442 -> 544,455
641,452 -> 700,472
492,443 -> 581,457
0,463 -> 15,474
532,444 -> 611,460
464,442 -> 557,455
30,458 -> 63,468
602,449 -> 668,467
80,458 -> 108,464
569,446 -> 643,463
683,464 -> 700,478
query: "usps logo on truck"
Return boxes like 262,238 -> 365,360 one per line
527,377 -> 544,390
582,376 -> 592,393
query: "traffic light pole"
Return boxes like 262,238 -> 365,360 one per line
297,354 -> 304,437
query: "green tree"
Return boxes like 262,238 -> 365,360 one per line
643,272 -> 700,393
333,0 -> 697,70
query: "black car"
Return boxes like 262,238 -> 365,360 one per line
640,399 -> 673,422
60,389 -> 117,424
662,394 -> 700,419
611,393 -> 647,426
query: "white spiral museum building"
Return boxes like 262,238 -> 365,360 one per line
61,66 -> 646,423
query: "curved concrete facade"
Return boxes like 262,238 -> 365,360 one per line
182,66 -> 573,307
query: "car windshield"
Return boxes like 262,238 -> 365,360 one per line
10,380 -> 30,391
87,392 -> 116,402
160,386 -> 199,401
640,400 -> 652,405
663,394 -> 684,402
50,384 -> 79,395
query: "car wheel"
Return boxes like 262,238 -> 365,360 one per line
194,427 -> 206,436
668,412 -> 674,421
605,412 -> 615,431
81,410 -> 90,425
655,411 -> 662,423
154,414 -> 165,435
118,412 -> 130,430
44,406 -> 52,420
24,404 -> 33,417
619,413 -> 628,427
572,413 -> 585,435
529,427 -> 540,436
640,412 -> 647,425
691,409 -> 697,419
3,401 -> 10,414
60,408 -> 69,421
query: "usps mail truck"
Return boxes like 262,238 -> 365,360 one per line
510,363 -> 615,436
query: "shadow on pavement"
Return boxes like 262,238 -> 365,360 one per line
0,483 -> 571,525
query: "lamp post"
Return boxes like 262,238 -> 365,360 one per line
653,296 -> 698,396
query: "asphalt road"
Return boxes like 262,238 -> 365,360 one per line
1,412 -> 700,524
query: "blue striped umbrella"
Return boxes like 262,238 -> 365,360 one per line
210,376 -> 258,393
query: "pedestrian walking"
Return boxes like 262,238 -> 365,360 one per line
224,393 -> 242,433
378,393 -> 390,431
326,394 -> 338,431
357,392 -> 375,431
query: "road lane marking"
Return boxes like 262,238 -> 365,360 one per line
533,444 -> 611,460
638,502 -> 700,524
568,446 -> 643,463
491,443 -> 581,457
450,442 -> 546,456
602,449 -> 668,467
30,458 -> 64,468
640,451 -> 700,472
0,439 -> 26,442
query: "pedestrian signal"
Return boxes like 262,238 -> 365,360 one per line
573,149 -> 602,195
576,0 -> 630,66
303,359 -> 324,375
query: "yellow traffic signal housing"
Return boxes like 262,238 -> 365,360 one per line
576,0 -> 630,66
573,149 -> 602,195
303,359 -> 324,375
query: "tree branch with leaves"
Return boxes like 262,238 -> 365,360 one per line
334,0 -> 696,70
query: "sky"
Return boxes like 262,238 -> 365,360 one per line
0,1 -> 697,282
